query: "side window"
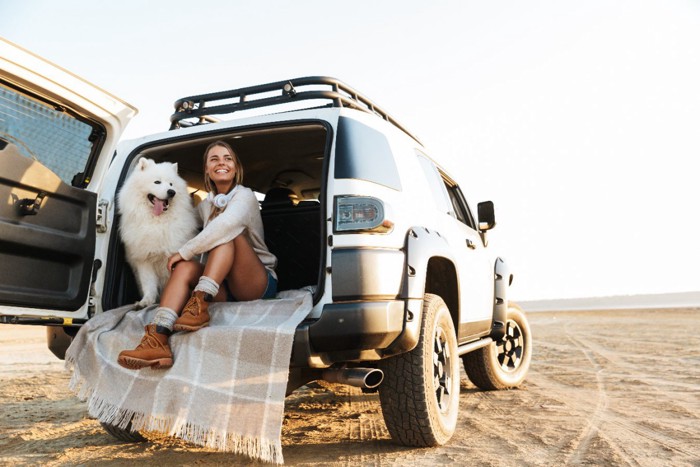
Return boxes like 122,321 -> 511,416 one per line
416,153 -> 452,213
0,83 -> 99,187
417,152 -> 476,229
441,177 -> 477,229
334,117 -> 402,191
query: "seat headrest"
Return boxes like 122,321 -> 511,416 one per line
261,187 -> 295,208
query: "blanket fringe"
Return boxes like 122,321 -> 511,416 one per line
65,355 -> 91,400
65,362 -> 283,464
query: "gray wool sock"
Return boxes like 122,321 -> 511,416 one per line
194,275 -> 220,298
152,306 -> 178,331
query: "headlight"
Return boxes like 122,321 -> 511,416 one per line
334,196 -> 392,233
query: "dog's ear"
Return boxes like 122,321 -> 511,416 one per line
172,162 -> 178,173
137,158 -> 155,171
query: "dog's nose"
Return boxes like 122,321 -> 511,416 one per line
167,189 -> 176,198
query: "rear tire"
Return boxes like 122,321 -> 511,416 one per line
379,294 -> 459,446
100,420 -> 147,443
462,303 -> 532,390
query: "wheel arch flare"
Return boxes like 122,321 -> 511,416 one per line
491,257 -> 512,340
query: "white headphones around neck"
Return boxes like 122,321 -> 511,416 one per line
209,185 -> 239,209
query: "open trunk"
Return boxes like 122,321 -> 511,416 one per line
102,122 -> 330,311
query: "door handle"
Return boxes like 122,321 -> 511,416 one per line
466,238 -> 476,250
17,192 -> 47,216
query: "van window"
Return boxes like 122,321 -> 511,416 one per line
334,117 -> 401,190
441,176 -> 477,229
416,152 -> 477,229
0,83 -> 99,187
417,153 -> 451,213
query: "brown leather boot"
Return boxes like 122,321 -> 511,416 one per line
173,291 -> 210,332
118,324 -> 173,370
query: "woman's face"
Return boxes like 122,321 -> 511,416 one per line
206,145 -> 236,190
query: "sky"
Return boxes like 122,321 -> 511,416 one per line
2,0 -> 699,301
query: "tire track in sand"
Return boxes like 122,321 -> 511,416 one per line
560,332 -> 700,459
563,330 -> 613,465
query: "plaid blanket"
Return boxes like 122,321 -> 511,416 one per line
65,289 -> 312,464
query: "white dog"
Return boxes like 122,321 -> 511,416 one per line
118,158 -> 199,308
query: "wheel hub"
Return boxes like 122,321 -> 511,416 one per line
433,326 -> 452,412
496,319 -> 524,372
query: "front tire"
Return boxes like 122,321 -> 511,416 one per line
462,303 -> 532,390
379,294 -> 459,446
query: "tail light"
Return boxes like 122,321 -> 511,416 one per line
334,196 -> 393,233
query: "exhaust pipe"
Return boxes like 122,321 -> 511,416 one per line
321,367 -> 384,389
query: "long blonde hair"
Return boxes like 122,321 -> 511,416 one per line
203,140 -> 243,220
203,140 -> 243,194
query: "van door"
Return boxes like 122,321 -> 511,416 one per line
416,154 -> 494,339
0,38 -> 136,322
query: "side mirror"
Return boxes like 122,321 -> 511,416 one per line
477,201 -> 496,231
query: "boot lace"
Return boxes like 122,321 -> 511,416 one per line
182,294 -> 203,317
136,332 -> 164,350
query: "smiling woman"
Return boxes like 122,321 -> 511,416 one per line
205,143 -> 240,185
117,140 -> 279,371
202,140 -> 244,216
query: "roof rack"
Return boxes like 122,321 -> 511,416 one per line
169,76 -> 421,144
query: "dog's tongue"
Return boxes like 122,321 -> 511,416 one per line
152,198 -> 165,216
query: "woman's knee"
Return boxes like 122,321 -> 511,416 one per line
211,239 -> 235,254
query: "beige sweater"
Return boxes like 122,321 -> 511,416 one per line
178,186 -> 277,279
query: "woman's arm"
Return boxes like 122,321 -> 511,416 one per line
178,188 -> 258,260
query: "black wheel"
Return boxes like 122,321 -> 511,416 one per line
379,294 -> 459,446
100,420 -> 147,443
462,303 -> 532,390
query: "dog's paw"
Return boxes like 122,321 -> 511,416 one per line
134,297 -> 156,309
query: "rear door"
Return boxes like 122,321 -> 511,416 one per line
0,38 -> 136,322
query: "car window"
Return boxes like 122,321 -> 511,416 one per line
441,176 -> 477,229
417,152 -> 477,229
334,117 -> 402,190
0,83 -> 99,187
416,152 -> 452,213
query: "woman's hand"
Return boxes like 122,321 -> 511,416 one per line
167,253 -> 184,272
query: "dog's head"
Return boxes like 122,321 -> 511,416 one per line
131,158 -> 187,217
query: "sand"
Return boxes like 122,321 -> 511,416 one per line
1,307 -> 698,466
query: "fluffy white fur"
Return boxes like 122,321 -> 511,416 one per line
117,158 -> 199,307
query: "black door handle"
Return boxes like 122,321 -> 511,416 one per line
17,192 -> 47,216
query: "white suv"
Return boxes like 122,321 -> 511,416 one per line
0,38 -> 532,446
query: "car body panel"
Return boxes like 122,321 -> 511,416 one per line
0,38 -> 136,321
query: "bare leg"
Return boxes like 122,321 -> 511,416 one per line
200,241 -> 235,285
159,259 -> 203,313
160,234 -> 268,314
224,234 -> 269,301
203,235 -> 268,302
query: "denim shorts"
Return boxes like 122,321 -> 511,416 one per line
261,271 -> 278,299
224,270 -> 278,301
